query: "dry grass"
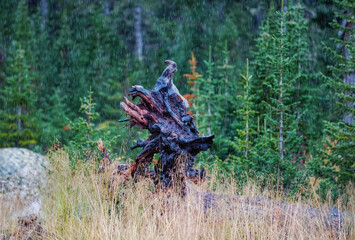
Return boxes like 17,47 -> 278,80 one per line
2,150 -> 354,240
0,198 -> 20,237
0,186 -> 37,238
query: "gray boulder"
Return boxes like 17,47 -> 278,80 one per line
0,148 -> 47,217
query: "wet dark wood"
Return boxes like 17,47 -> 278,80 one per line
120,60 -> 214,190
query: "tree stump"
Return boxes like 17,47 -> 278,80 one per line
120,60 -> 214,191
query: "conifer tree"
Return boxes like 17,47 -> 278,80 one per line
199,44 -> 240,158
67,88 -> 120,163
0,44 -> 39,147
249,1 -> 308,189
0,0 -> 39,147
287,2 -> 320,160
40,87 -> 69,146
252,1 -> 314,162
183,51 -> 202,125
217,41 -> 235,136
44,7 -> 74,115
209,43 -> 238,156
199,46 -> 215,136
67,88 -> 99,160
229,59 -> 256,169
251,3 -> 278,119
313,0 -> 354,189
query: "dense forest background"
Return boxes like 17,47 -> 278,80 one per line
0,0 -> 353,200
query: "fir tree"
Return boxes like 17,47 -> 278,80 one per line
67,88 -> 100,161
67,87 -> 120,164
199,46 -> 215,136
287,2 -> 320,160
229,59 -> 256,170
217,41 -> 235,136
40,87 -> 69,146
0,0 -> 39,148
183,51 -> 202,125
250,1 -> 307,189
313,0 -> 354,191
0,44 -> 39,147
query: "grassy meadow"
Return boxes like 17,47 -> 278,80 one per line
2,150 -> 353,240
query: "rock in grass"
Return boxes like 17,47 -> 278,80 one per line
0,148 -> 47,217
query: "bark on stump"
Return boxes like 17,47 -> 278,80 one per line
120,60 -> 214,191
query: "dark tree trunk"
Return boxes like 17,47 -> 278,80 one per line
120,60 -> 214,192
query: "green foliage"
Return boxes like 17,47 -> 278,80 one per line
196,43 -> 241,157
0,45 -> 39,147
251,2 -> 314,162
225,2 -> 313,193
228,59 -> 256,166
0,0 -> 40,148
309,0 -> 354,198
287,3 -> 319,137
67,88 -> 119,166
198,46 -> 215,136
0,0 -> 353,201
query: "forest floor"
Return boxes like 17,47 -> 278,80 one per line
1,150 -> 354,240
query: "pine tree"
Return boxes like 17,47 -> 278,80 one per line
217,41 -> 235,136
67,88 -> 100,161
286,2 -> 320,161
0,44 -> 39,147
183,51 -> 202,124
251,3 -> 278,120
208,43 -> 237,157
40,87 -> 69,146
314,0 -> 354,189
198,44 -> 240,158
249,1 -> 309,189
0,0 -> 39,148
229,59 -> 256,171
199,46 -> 215,136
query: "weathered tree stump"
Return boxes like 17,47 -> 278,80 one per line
119,60 -> 214,190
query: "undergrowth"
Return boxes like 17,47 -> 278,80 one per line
1,150 -> 354,239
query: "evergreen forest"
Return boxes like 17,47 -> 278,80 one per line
0,0 -> 354,201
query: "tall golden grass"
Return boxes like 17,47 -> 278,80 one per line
2,150 -> 354,239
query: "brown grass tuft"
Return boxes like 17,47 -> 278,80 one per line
2,150 -> 354,240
